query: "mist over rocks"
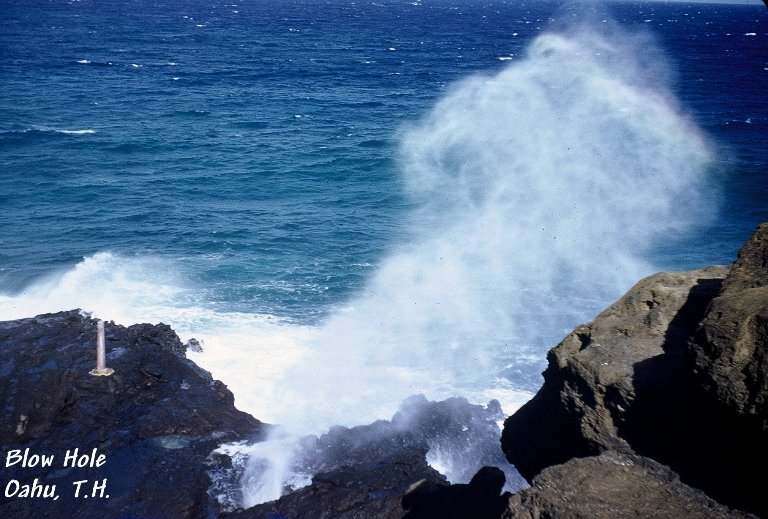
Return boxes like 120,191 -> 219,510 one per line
0,310 -> 262,518
0,310 -> 520,519
218,395 -> 523,518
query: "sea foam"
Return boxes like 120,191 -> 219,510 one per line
55,128 -> 96,134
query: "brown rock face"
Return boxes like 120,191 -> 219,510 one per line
502,222 -> 768,517
720,222 -> 768,293
691,223 -> 768,419
685,224 -> 768,515
692,288 -> 768,417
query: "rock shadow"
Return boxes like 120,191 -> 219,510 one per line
623,277 -> 766,517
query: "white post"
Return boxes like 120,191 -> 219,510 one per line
89,320 -> 114,376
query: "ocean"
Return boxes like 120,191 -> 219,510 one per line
1,0 -> 766,503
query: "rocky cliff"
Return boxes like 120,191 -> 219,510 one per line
500,223 -> 768,518
0,311 -> 513,519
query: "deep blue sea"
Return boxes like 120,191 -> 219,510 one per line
1,0 -> 767,500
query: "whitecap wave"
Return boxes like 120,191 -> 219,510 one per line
0,126 -> 96,136
55,128 -> 96,134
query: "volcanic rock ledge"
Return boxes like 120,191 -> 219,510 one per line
0,311 -> 263,519
500,223 -> 768,518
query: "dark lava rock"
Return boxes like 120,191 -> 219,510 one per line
224,435 -> 442,519
503,451 -> 755,519
402,466 -> 510,519
0,310 -> 262,519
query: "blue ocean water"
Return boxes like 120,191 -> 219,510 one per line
1,0 -> 767,487
2,0 -> 764,313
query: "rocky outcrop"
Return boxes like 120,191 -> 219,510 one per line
0,310 -> 262,519
691,222 -> 768,416
501,265 -> 727,477
687,222 -> 768,515
720,222 -> 768,293
501,223 -> 768,518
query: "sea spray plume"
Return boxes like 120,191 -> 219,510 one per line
212,396 -> 526,511
237,21 -> 715,505
270,22 -> 714,432
212,428 -> 312,509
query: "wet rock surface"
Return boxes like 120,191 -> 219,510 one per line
0,310 -> 262,519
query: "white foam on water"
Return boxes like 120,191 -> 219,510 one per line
0,253 -> 186,324
56,128 -> 96,134
8,126 -> 98,135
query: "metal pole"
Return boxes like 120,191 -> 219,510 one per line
96,320 -> 106,370
89,320 -> 114,376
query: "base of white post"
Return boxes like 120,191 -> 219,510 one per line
89,367 -> 115,377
